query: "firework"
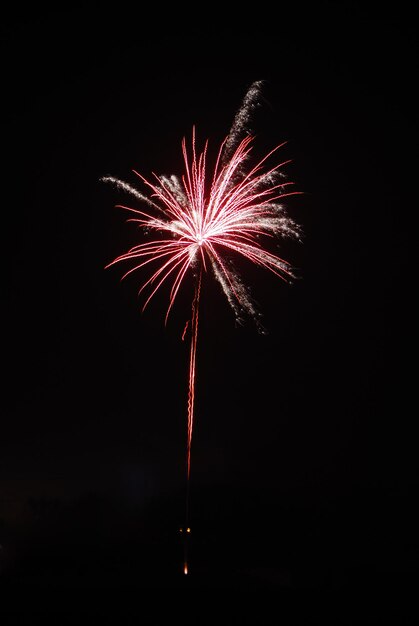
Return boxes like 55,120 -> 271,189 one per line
103,81 -> 301,573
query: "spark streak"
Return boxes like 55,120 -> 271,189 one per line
103,81 -> 302,574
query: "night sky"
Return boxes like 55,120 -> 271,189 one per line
1,4 -> 416,622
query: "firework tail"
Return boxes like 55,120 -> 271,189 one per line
183,268 -> 202,574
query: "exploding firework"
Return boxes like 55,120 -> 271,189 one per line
103,81 -> 302,573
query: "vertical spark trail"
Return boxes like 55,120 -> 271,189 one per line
187,270 -> 202,483
103,81 -> 302,575
183,269 -> 201,575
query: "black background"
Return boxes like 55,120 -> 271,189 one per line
1,3 -> 417,623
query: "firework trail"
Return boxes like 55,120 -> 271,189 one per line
222,79 -> 264,164
103,81 -> 301,573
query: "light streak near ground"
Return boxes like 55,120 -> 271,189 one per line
103,81 -> 302,574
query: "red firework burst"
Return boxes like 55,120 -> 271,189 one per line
103,81 -> 302,574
